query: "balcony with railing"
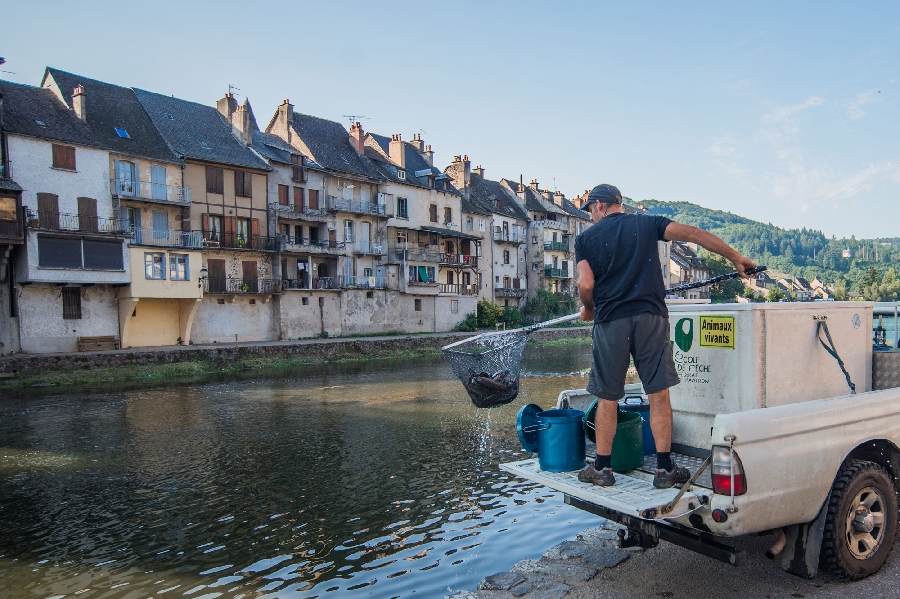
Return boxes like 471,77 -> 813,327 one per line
201,231 -> 278,251
268,202 -> 329,222
495,286 -> 527,298
349,240 -> 384,256
204,277 -> 282,294
26,208 -> 130,235
391,246 -> 443,263
544,266 -> 571,279
440,253 -> 478,267
130,229 -> 204,249
533,219 -> 567,231
327,196 -> 389,217
282,237 -> 345,255
283,276 -> 392,290
0,218 -> 23,242
111,179 -> 191,205
544,241 -> 570,253
439,284 -> 478,295
493,229 -> 525,244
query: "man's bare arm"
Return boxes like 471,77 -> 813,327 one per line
577,260 -> 595,322
664,222 -> 757,278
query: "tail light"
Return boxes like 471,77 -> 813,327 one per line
712,445 -> 747,496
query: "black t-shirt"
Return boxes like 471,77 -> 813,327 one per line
574,212 -> 672,323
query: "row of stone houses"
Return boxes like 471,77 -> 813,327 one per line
0,67 -> 708,354
742,271 -> 831,300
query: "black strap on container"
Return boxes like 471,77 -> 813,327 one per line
814,316 -> 856,395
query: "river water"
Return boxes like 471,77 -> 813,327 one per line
0,342 -> 600,598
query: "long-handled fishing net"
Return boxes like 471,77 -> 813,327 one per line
443,266 -> 766,408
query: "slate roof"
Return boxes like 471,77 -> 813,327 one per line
0,178 -> 23,192
44,68 -> 180,164
670,241 -> 707,270
365,133 -> 456,192
133,88 -> 269,171
559,197 -> 591,221
289,113 -> 382,180
467,173 -> 528,220
461,195 -> 491,217
251,129 -> 298,165
0,80 -> 102,149
500,179 -> 566,216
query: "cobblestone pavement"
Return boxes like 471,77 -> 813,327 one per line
448,521 -> 900,599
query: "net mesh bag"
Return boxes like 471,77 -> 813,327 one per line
442,331 -> 529,408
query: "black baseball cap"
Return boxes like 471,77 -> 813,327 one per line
580,184 -> 622,211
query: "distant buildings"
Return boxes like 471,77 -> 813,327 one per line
0,67 -> 710,355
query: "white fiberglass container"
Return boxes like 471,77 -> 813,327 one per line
667,302 -> 873,450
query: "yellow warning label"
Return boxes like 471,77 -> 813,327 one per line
699,315 -> 735,349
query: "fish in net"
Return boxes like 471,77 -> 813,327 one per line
442,331 -> 528,408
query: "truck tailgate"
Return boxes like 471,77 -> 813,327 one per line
501,458 -> 702,519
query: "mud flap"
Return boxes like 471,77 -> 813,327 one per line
779,497 -> 829,579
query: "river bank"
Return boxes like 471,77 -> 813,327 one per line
0,326 -> 591,389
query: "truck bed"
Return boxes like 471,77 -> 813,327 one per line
500,452 -> 711,520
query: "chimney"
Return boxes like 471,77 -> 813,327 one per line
530,179 -> 539,190
409,133 -> 424,152
444,154 -> 471,190
216,92 -> 238,123
389,134 -> 406,169
274,99 -> 294,143
349,121 -> 365,155
553,190 -> 564,207
72,85 -> 86,121
423,143 -> 434,166
519,174 -> 524,193
472,165 -> 484,178
542,189 -> 553,202
235,102 -> 252,146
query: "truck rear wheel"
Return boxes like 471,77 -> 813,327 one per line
821,460 -> 898,579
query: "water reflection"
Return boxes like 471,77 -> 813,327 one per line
0,342 -> 597,598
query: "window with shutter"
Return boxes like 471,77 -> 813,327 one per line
77,197 -> 98,232
291,155 -> 305,182
51,145 -> 76,170
308,189 -> 319,210
151,165 -> 167,201
429,204 -> 438,223
293,187 -> 304,210
207,259 -> 226,293
242,261 -> 258,293
278,185 -> 289,205
62,287 -> 82,319
234,171 -> 252,197
84,239 -> 124,270
444,207 -> 452,225
206,167 -> 224,194
37,193 -> 60,229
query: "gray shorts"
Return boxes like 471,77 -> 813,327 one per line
587,313 -> 680,401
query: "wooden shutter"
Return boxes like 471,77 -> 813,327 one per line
207,258 -> 226,293
52,145 -> 76,170
225,216 -> 237,247
201,213 -> 210,237
429,204 -> 437,223
308,189 -> 318,210
77,197 -> 98,232
242,260 -> 258,292
293,187 -> 304,211
206,166 -> 224,194
234,171 -> 252,197
278,185 -> 289,205
251,218 -> 260,249
37,193 -> 59,229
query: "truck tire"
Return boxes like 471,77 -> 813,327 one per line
821,460 -> 898,579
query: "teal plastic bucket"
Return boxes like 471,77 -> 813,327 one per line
584,400 -> 645,473
533,408 -> 586,472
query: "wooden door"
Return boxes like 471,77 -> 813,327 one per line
207,259 -> 226,293
77,197 -> 98,232
242,261 -> 258,293
37,193 -> 59,229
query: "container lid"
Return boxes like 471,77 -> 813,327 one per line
516,403 -> 543,453
619,394 -> 649,407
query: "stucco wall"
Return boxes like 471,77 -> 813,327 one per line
279,291 -> 342,339
17,231 -> 131,285
190,295 -> 277,344
0,285 -> 19,355
9,134 -> 111,216
124,248 -> 202,299
18,283 -> 120,353
124,298 -> 187,347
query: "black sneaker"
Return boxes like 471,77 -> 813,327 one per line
653,465 -> 691,489
578,464 -> 616,487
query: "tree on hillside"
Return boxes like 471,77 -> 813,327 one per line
767,286 -> 785,302
700,250 -> 744,302
833,280 -> 848,301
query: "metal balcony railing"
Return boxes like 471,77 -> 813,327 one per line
26,209 -> 130,235
326,196 -> 389,217
392,247 -> 443,263
493,230 -> 524,243
131,229 -> 204,249
544,267 -> 571,278
204,277 -> 282,294
201,231 -> 278,251
281,237 -> 346,254
439,284 -> 477,295
268,202 -> 329,222
305,276 -> 391,290
544,241 -> 570,252
349,241 -> 384,255
440,254 -> 478,267
111,179 -> 191,205
495,287 -> 527,298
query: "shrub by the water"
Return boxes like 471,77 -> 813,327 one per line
476,300 -> 503,328
502,306 -> 524,328
455,312 -> 478,332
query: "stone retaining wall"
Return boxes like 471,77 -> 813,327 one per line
0,326 -> 591,376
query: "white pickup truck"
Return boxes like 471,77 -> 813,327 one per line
502,302 -> 900,579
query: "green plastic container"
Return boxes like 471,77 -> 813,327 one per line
584,400 -> 645,473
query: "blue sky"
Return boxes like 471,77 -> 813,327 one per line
3,1 -> 898,238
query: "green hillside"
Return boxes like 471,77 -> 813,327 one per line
628,199 -> 900,301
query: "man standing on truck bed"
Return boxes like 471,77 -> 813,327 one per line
575,184 -> 756,488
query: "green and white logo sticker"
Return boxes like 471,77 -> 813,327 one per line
674,318 -> 693,352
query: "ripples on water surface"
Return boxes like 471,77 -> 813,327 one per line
0,342 -> 598,598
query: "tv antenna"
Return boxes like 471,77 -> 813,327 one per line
342,115 -> 370,125
0,57 -> 16,75
228,84 -> 241,96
